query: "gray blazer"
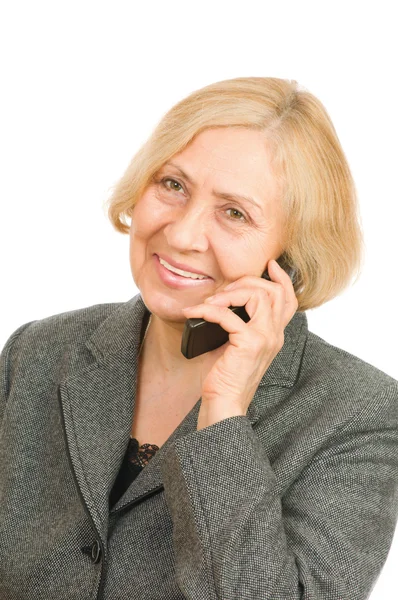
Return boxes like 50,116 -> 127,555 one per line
1,293 -> 397,600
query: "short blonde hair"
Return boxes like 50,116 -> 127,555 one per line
105,77 -> 364,312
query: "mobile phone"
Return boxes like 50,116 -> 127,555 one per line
180,259 -> 297,359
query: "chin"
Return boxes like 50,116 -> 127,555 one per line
139,288 -> 189,323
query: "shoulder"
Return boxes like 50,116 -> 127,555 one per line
305,329 -> 397,387
3,301 -> 123,352
0,301 -> 125,398
298,329 -> 398,422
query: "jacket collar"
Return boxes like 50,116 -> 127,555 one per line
58,294 -> 308,542
87,293 -> 308,387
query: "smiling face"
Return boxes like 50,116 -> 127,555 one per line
129,127 -> 286,329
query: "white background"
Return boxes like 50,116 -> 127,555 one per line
0,1 -> 397,597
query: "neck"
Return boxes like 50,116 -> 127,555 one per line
140,312 -> 208,380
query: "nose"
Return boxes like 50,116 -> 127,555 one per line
163,203 -> 210,253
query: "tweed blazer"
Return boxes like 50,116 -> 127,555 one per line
1,293 -> 397,600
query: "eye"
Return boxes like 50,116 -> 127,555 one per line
161,177 -> 184,193
225,208 -> 247,222
160,177 -> 248,223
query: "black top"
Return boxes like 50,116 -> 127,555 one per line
109,308 -> 159,510
109,437 -> 160,509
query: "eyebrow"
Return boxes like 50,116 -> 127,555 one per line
162,161 -> 263,211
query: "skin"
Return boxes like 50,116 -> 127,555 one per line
129,127 -> 289,388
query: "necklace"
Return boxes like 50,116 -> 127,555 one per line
138,314 -> 152,358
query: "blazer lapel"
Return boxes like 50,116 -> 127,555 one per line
58,293 -> 309,532
58,295 -> 147,540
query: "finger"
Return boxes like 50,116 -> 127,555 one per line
222,263 -> 295,307
223,265 -> 290,290
266,260 -> 298,320
267,260 -> 297,301
204,286 -> 270,323
181,303 -> 250,339
184,294 -> 275,343
206,284 -> 286,330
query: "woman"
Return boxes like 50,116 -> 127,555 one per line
1,77 -> 397,600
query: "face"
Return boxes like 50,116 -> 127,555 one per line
129,127 -> 285,331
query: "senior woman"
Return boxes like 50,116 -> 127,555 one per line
1,77 -> 397,600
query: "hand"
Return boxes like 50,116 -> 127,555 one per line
181,260 -> 299,431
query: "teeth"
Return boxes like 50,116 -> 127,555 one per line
159,257 -> 208,279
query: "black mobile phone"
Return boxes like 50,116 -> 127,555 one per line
181,259 -> 297,359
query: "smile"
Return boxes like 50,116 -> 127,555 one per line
154,255 -> 213,289
158,256 -> 210,279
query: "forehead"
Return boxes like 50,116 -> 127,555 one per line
164,127 -> 281,201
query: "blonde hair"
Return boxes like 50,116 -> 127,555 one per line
105,77 -> 364,312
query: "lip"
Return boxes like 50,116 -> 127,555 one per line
154,254 -> 214,289
155,253 -> 212,278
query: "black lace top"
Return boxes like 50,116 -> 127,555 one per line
109,437 -> 160,509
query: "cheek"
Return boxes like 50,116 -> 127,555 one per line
210,241 -> 246,280
212,236 -> 268,280
132,192 -> 173,236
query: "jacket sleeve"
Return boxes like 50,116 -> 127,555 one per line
161,381 -> 398,600
0,321 -> 36,428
